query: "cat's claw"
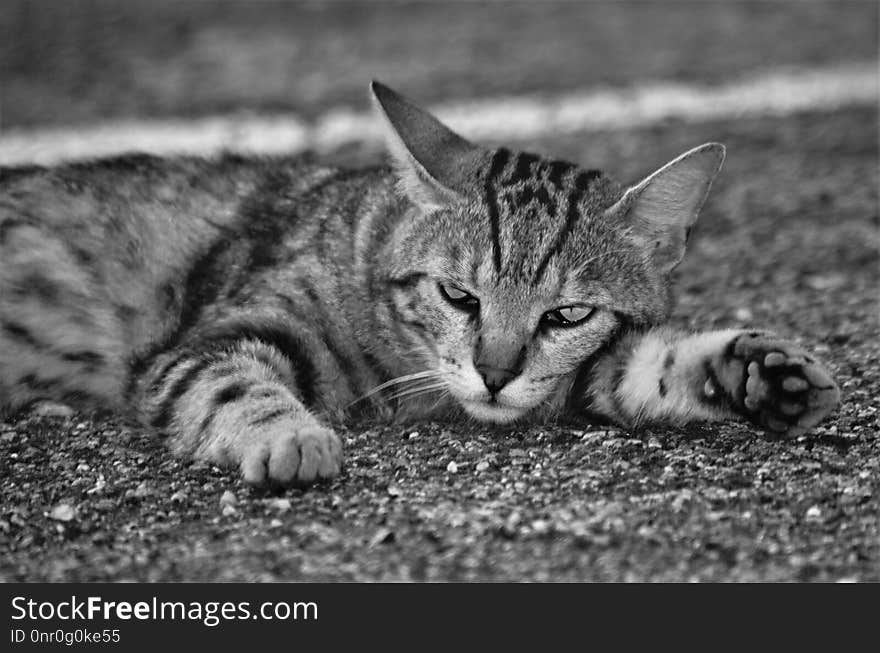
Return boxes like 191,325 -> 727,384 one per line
238,422 -> 342,487
718,332 -> 840,437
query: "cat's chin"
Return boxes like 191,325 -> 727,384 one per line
459,400 -> 527,424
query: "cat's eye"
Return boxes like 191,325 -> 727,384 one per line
439,283 -> 479,311
541,305 -> 594,328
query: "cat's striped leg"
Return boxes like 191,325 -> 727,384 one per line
572,328 -> 840,437
135,337 -> 342,487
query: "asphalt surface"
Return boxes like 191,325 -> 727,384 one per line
1,103 -> 877,581
1,1 -> 878,581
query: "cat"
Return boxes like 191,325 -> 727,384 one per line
0,81 -> 840,487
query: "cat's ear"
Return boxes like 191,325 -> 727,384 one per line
607,143 -> 725,273
371,81 -> 482,212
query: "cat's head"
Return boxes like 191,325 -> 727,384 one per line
371,82 -> 724,423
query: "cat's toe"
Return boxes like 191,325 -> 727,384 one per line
268,425 -> 342,487
755,364 -> 839,438
733,332 -> 811,366
796,363 -> 841,425
240,444 -> 270,486
318,429 -> 343,477
237,424 -> 342,487
267,435 -> 303,486
781,376 -> 809,392
306,426 -> 342,480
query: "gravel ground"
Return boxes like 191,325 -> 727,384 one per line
1,105 -> 877,582
1,1 -> 877,582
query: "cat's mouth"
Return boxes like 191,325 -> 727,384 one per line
459,398 -> 528,424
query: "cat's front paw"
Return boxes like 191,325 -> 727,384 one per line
236,419 -> 343,488
708,332 -> 840,437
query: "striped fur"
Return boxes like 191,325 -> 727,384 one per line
0,84 -> 840,486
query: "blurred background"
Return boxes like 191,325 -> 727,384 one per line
0,0 -> 877,128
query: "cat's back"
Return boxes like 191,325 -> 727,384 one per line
0,152 -> 350,408
0,152 -> 344,289
1,152 -> 330,247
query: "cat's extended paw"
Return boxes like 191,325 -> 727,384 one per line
708,332 -> 840,437
237,420 -> 342,488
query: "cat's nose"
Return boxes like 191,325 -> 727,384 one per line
477,365 -> 518,395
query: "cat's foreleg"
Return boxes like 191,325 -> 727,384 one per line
572,328 -> 840,437
135,338 -> 342,486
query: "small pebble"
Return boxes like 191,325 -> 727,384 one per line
86,475 -> 106,495
805,505 -> 822,520
475,461 -> 490,472
531,519 -> 549,534
32,401 -> 75,418
49,504 -> 76,522
221,504 -> 237,517
408,431 -> 420,439
219,490 -> 237,507
805,273 -> 846,290
446,461 -> 458,473
368,528 -> 394,547
267,497 -> 292,512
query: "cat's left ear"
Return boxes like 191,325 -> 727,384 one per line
607,143 -> 725,273
371,81 -> 483,212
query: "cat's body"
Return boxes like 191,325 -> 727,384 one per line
0,83 -> 840,486
0,154 -> 408,414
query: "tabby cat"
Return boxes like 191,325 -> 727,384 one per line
0,82 -> 840,487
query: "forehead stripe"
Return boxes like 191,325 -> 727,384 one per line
508,152 -> 541,185
515,185 -> 556,218
533,169 -> 603,283
485,147 -> 511,273
576,169 -> 602,191
547,160 -> 575,188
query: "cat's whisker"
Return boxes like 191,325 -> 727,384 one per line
383,381 -> 450,404
349,370 -> 441,406
427,390 -> 451,413
372,370 -> 439,391
383,381 -> 449,401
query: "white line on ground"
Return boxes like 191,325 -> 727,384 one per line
1,62 -> 876,166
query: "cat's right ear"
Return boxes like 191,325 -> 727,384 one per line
371,81 -> 482,212
606,143 -> 725,273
